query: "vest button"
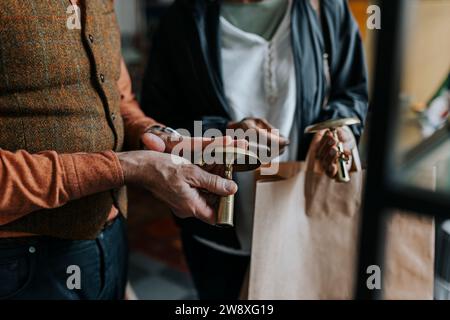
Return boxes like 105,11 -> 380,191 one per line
100,74 -> 105,83
111,112 -> 116,121
28,246 -> 36,254
88,34 -> 94,44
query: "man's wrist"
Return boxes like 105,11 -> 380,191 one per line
118,150 -> 162,188
117,151 -> 139,185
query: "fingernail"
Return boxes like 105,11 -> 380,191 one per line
225,180 -> 238,193
328,139 -> 335,146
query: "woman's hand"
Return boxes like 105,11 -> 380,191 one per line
313,126 -> 356,178
227,117 -> 289,159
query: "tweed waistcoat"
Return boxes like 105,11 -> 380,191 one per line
0,0 -> 126,239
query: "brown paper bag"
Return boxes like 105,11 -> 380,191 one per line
249,161 -> 435,300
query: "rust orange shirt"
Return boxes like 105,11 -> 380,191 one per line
0,0 -> 157,237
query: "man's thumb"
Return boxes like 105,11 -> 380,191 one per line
197,171 -> 238,196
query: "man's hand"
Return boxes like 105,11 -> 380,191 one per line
141,127 -> 248,163
314,126 -> 356,178
118,151 -> 237,224
227,117 -> 289,158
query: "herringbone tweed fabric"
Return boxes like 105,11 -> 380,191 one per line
0,0 -> 127,239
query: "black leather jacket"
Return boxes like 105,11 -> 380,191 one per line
141,0 -> 369,248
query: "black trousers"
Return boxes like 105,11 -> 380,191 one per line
0,216 -> 128,300
181,231 -> 250,300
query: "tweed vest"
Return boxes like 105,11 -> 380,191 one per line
0,0 -> 126,239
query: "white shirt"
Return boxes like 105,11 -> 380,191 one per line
195,0 -> 298,255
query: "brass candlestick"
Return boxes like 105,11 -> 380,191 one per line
305,118 -> 361,183
212,146 -> 261,227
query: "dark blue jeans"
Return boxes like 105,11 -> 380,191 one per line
0,216 -> 128,300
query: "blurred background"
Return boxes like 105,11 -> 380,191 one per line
114,0 -> 450,299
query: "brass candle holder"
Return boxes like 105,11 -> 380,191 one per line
305,118 -> 361,183
212,146 -> 261,227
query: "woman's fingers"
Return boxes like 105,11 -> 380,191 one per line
255,129 -> 289,158
255,118 -> 276,130
326,163 -> 339,177
337,126 -> 356,150
316,132 -> 336,161
322,145 -> 339,175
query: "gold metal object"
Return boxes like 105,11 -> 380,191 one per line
305,117 -> 361,183
212,146 -> 261,227
216,164 -> 234,227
